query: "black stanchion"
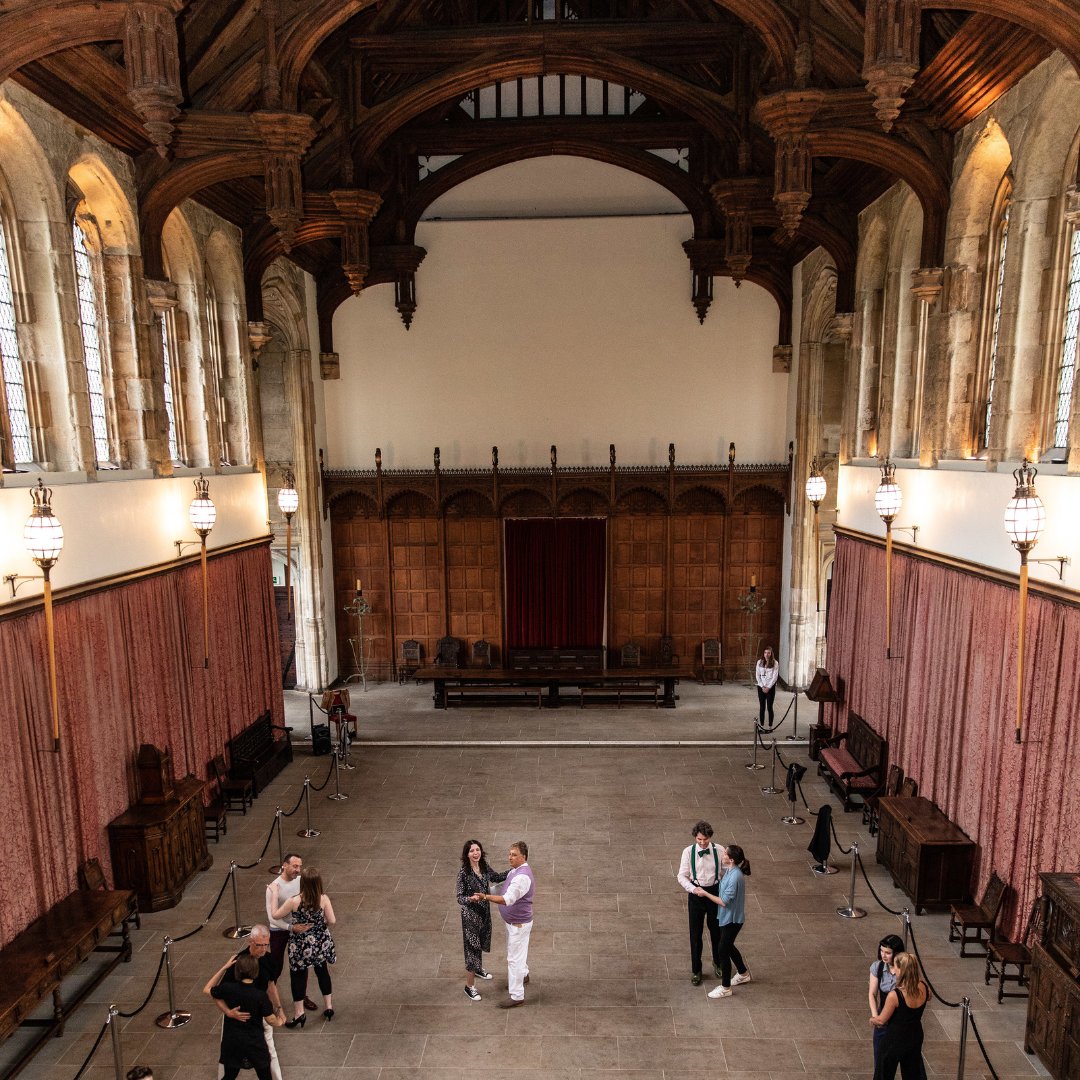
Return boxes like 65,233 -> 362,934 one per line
107,1005 -> 123,1080
328,750 -> 348,801
269,807 -> 284,875
223,861 -> 252,939
786,687 -> 802,741
154,936 -> 191,1028
836,840 -> 867,918
297,777 -> 320,837
761,738 -> 783,795
337,720 -> 355,771
745,721 -> 765,770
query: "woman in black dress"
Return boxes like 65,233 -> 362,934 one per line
870,951 -> 929,1080
204,954 -> 284,1080
456,839 -> 508,1001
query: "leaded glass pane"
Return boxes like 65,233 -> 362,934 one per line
160,315 -> 180,462
0,219 -> 32,463
72,221 -> 110,462
1053,227 -> 1080,447
983,201 -> 1010,450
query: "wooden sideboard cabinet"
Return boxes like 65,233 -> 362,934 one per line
1026,874 -> 1080,1079
875,796 -> 976,914
108,777 -> 211,912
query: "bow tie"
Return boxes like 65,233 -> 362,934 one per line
697,849 -> 711,857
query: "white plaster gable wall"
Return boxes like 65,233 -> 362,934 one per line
327,213 -> 786,469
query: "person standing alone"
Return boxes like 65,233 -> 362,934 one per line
755,645 -> 779,727
676,821 -> 724,985
470,841 -> 534,1008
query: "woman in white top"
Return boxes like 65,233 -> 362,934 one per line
755,645 -> 779,727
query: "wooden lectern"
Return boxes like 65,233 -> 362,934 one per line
805,669 -> 840,760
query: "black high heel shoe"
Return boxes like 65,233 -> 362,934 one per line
323,1009 -> 334,1021
284,1014 -> 306,1029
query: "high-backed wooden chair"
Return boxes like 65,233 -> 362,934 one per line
78,857 -> 140,930
985,895 -> 1046,1002
863,763 -> 904,835
399,639 -> 422,683
899,776 -> 918,798
211,754 -> 253,814
657,635 -> 678,668
435,636 -> 461,667
620,642 -> 641,668
472,639 -> 492,668
950,871 -> 1007,957
699,639 -> 722,684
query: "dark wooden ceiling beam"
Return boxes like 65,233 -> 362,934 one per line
185,0 -> 262,97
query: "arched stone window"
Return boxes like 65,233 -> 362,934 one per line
159,252 -> 185,463
71,206 -> 115,465
1050,223 -> 1080,451
974,177 -> 1012,454
0,199 -> 32,467
204,268 -> 230,464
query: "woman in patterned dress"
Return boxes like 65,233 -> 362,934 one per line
271,866 -> 337,1024
456,839 -> 508,1001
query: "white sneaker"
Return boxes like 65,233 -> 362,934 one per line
464,986 -> 481,1001
730,972 -> 752,985
476,969 -> 493,980
707,985 -> 733,998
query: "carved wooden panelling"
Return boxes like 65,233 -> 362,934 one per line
330,515 -> 389,675
445,517 -> 500,657
611,515 -> 666,654
390,517 -> 444,662
726,504 -> 783,676
669,513 -> 725,665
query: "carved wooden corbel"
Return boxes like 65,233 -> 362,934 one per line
330,190 -> 383,295
863,0 -> 921,132
711,178 -> 759,287
682,239 -> 724,324
250,113 -> 318,251
377,244 -> 427,329
753,90 -> 824,238
123,0 -> 184,156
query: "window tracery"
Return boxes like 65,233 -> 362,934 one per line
0,209 -> 32,466
71,215 -> 112,464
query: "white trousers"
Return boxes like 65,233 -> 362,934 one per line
217,1021 -> 281,1080
506,921 -> 532,1001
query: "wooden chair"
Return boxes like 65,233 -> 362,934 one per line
435,636 -> 461,667
78,857 -> 140,930
399,639 -> 422,683
211,754 -> 253,814
984,895 -> 1046,1002
472,639 -> 492,668
699,639 -> 722,684
949,871 -> 1007,957
657,635 -> 678,667
863,763 -> 903,835
899,776 -> 918,798
620,642 -> 641,668
203,789 -> 228,842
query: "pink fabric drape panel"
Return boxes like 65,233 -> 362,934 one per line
828,534 -> 1080,941
0,543 -> 283,948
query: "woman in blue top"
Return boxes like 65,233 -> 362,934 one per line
870,935 -> 906,1070
702,844 -> 751,998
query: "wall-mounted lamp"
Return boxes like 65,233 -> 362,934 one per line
277,468 -> 298,618
4,480 -> 65,751
875,459 -> 902,658
806,458 -> 826,613
1004,459 -> 1047,744
176,474 -> 216,668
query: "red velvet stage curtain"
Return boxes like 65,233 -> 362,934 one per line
0,543 -> 283,948
828,533 -> 1080,941
504,518 -> 606,648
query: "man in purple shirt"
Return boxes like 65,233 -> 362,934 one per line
470,841 -> 534,1008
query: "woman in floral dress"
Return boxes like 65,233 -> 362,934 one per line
271,866 -> 337,1024
456,839 -> 508,1001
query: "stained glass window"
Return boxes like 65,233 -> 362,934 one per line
0,217 -> 32,463
72,220 -> 110,462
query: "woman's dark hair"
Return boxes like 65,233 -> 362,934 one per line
726,844 -> 751,876
691,820 -> 714,838
758,645 -> 777,666
298,867 -> 324,910
879,934 -> 905,958
234,953 -> 259,981
461,839 -> 490,875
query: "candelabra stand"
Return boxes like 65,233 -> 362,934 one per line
343,592 -> 370,690
738,586 -> 767,681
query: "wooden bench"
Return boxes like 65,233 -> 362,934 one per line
227,710 -> 293,796
579,681 -> 661,708
446,684 -> 544,708
0,889 -> 135,1077
818,712 -> 887,812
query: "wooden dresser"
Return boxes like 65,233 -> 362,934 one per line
108,776 -> 211,912
875,796 -> 976,914
1026,873 -> 1080,1079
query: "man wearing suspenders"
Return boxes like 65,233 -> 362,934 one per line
676,820 -> 724,985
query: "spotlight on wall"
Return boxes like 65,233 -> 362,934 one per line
277,468 -> 298,618
4,480 -> 65,751
176,473 -> 216,668
806,458 -> 827,614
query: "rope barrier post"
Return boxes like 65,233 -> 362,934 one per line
786,687 -> 801,741
223,862 -> 253,939
761,739 -> 783,795
297,777 -> 320,837
836,840 -> 867,919
745,722 -> 765,771
154,936 -> 192,1028
107,1005 -> 123,1080
901,908 -> 911,950
339,720 -> 355,771
956,997 -> 971,1079
269,807 -> 284,875
328,750 -> 348,801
